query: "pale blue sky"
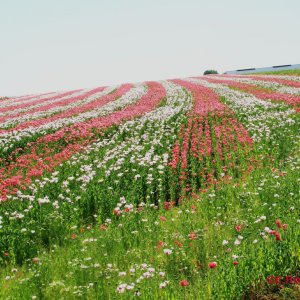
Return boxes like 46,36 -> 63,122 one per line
0,0 -> 299,96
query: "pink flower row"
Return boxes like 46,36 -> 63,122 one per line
171,79 -> 228,115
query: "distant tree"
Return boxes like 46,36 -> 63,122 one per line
203,70 -> 218,75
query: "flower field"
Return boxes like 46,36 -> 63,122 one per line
0,73 -> 300,299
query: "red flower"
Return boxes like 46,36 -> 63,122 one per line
174,240 -> 183,248
179,280 -> 189,287
235,225 -> 242,232
164,202 -> 174,210
282,224 -> 288,230
275,233 -> 282,241
269,230 -> 282,241
208,262 -> 217,269
232,261 -> 239,266
275,219 -> 282,228
159,216 -> 167,222
157,241 -> 165,249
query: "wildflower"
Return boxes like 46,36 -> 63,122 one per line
159,281 -> 169,288
164,201 -> 174,210
159,272 -> 165,277
143,271 -> 153,278
163,249 -> 172,255
234,239 -> 241,246
208,262 -> 217,269
222,240 -> 229,246
159,216 -> 167,221
235,225 -> 242,232
275,219 -> 282,228
126,284 -> 134,290
174,240 -> 183,248
116,283 -> 127,293
188,232 -> 197,240
232,261 -> 239,266
179,280 -> 189,287
99,224 -> 107,230
134,290 -> 141,297
269,230 -> 282,241
157,241 -> 165,249
32,257 -> 40,264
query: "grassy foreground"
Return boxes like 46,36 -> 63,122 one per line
1,139 -> 299,299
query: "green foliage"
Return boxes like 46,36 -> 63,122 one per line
203,70 -> 218,75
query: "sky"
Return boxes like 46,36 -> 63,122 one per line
0,0 -> 299,96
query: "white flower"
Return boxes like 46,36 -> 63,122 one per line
126,284 -> 134,290
222,240 -> 229,245
159,281 -> 169,289
163,249 -> 172,255
143,271 -> 153,278
234,239 -> 241,246
159,271 -> 165,277
116,283 -> 127,293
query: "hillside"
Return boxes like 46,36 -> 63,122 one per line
0,73 -> 300,299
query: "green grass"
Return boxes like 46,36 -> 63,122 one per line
250,69 -> 300,76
